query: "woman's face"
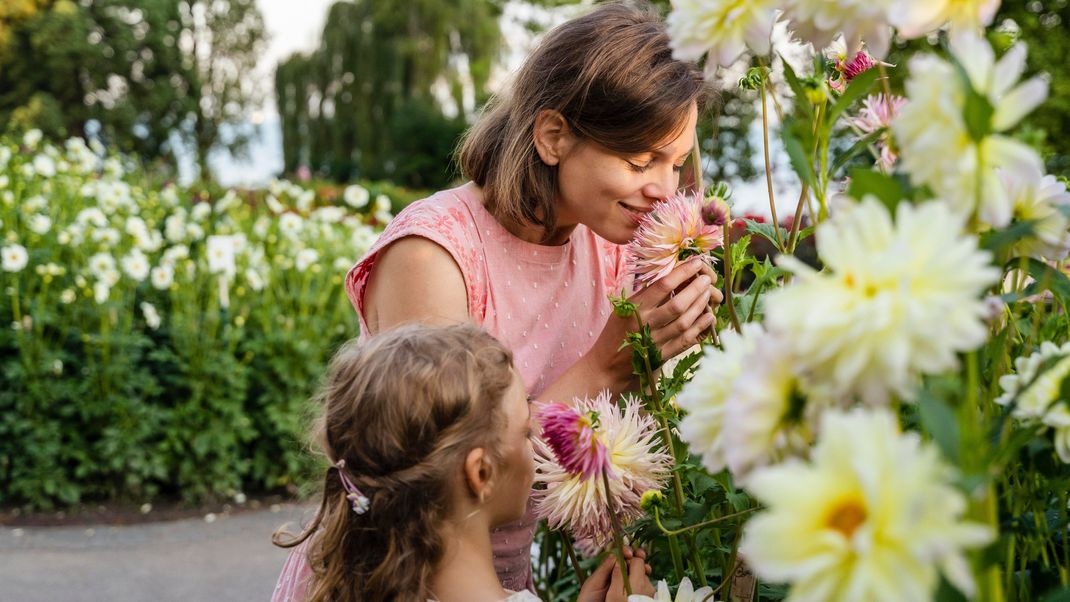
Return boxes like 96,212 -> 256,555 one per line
554,103 -> 699,245
488,372 -> 535,526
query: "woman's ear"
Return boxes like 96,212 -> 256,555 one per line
533,109 -> 574,166
463,447 -> 494,503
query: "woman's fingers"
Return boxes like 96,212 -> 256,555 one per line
650,282 -> 710,345
633,258 -> 706,308
643,273 -> 711,330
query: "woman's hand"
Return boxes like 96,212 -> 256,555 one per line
576,547 -> 655,602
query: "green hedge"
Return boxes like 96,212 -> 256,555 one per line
0,133 -> 392,509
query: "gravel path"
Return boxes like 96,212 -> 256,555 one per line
0,503 -> 316,602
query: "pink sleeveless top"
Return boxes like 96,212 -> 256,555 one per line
272,182 -> 630,599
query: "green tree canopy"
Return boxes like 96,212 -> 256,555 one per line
275,0 -> 500,187
0,0 -> 266,178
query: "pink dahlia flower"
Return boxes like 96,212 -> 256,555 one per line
628,191 -> 724,287
533,391 -> 672,556
849,94 -> 908,170
537,401 -> 611,481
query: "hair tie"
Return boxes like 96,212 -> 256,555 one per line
335,459 -> 371,515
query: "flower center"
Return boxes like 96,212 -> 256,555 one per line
825,498 -> 867,538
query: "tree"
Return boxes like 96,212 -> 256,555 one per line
275,0 -> 499,187
0,0 -> 266,179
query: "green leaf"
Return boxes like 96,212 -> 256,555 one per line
1040,586 -> 1070,602
845,168 -> 905,211
948,57 -> 995,142
826,67 -> 880,126
779,56 -> 813,121
830,130 -> 884,176
781,123 -> 816,189
1016,256 -> 1070,304
980,220 -> 1037,259
918,391 -> 959,463
743,220 -> 789,249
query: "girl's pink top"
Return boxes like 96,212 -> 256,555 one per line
272,182 -> 630,600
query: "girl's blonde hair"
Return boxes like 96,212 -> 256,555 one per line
274,323 -> 515,602
458,1 -> 711,241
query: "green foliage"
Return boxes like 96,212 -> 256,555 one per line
0,0 -> 267,179
275,0 -> 499,188
0,135 -> 386,509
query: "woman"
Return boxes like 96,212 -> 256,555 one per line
285,1 -> 721,595
273,323 -> 655,601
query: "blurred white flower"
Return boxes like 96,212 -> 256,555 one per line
61,289 -> 77,304
23,195 -> 47,213
765,198 -> 999,404
784,0 -> 894,58
100,268 -> 120,287
245,268 -> 266,291
151,264 -> 174,290
93,282 -> 110,304
265,194 -> 285,214
164,213 -> 186,242
140,302 -> 162,330
295,248 -> 319,272
1001,171 -> 1070,261
0,147 -> 9,169
206,235 -> 237,278
343,184 -> 370,208
893,32 -> 1046,228
332,256 -> 353,272
161,245 -> 190,267
741,408 -> 994,601
892,0 -> 1001,39
160,185 -> 180,207
215,190 -> 241,213
676,322 -> 763,475
191,202 -> 211,222
627,577 -> 713,602
351,226 -> 379,253
667,0 -> 777,68
997,341 -> 1070,463
279,213 -> 303,238
0,175 -> 8,189
185,223 -> 205,241
76,208 -> 108,228
312,206 -> 346,223
23,129 -> 43,148
373,195 -> 393,224
296,189 -> 315,213
121,250 -> 150,282
28,215 -> 52,235
2,244 -> 28,272
253,216 -> 271,239
88,253 -> 117,279
92,228 -> 120,247
32,154 -> 56,178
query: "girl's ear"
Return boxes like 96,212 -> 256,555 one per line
463,447 -> 494,502
533,109 -> 575,167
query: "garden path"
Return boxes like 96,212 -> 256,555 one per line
0,502 -> 314,602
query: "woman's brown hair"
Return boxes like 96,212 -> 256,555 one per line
274,323 -> 515,602
458,1 -> 710,240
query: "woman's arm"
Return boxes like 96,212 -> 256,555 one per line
362,237 -> 470,336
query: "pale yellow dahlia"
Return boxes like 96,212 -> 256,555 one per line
532,392 -> 672,556
892,0 -> 1001,39
667,0 -> 778,68
627,577 -> 715,602
1001,171 -> 1070,261
741,408 -> 994,601
784,0 -> 895,58
996,341 -> 1070,463
892,32 -> 1047,229
765,198 -> 999,404
675,322 -> 763,475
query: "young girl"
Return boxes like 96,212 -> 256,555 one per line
345,2 -> 721,589
272,323 -> 654,601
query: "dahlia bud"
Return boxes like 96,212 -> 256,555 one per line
701,197 -> 730,227
640,489 -> 666,513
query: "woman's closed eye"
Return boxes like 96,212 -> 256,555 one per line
626,158 -> 687,174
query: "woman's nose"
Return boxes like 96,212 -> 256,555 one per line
641,165 -> 679,201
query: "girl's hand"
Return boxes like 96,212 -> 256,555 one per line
576,547 -> 655,602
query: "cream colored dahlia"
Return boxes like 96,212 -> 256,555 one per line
676,322 -> 763,475
784,0 -> 894,58
892,32 -> 1047,229
765,198 -> 999,404
892,0 -> 1001,39
627,577 -> 715,602
532,391 -> 672,556
997,341 -> 1070,463
1001,171 -> 1070,261
667,0 -> 778,68
741,408 -> 994,601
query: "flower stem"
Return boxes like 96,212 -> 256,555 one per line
759,70 -> 783,251
653,506 -> 759,537
562,534 -> 587,583
602,468 -> 632,596
721,225 -> 742,332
